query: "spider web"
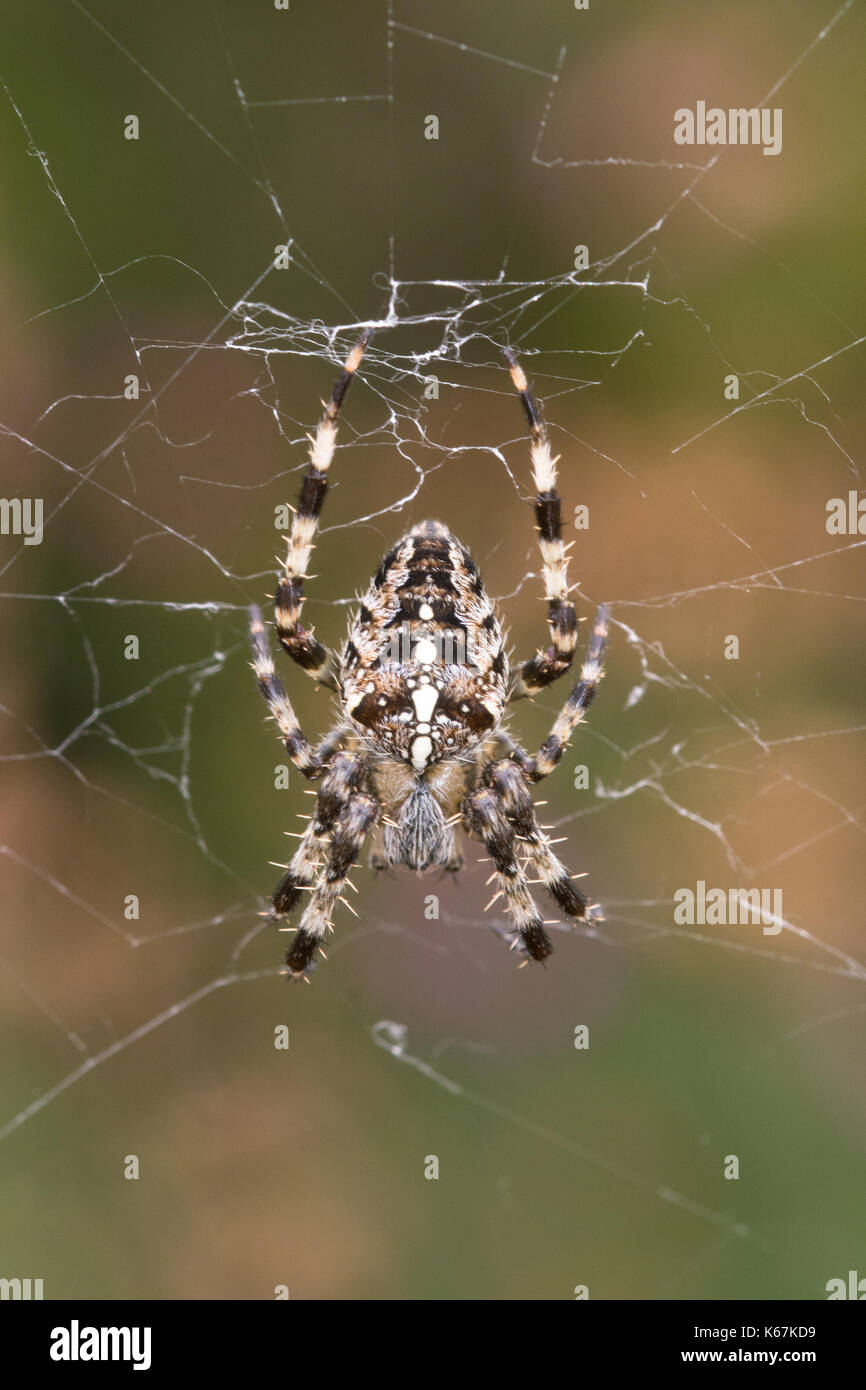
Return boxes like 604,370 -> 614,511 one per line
0,0 -> 864,1299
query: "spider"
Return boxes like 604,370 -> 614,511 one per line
249,332 -> 608,978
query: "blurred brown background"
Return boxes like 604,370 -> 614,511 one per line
0,0 -> 863,1299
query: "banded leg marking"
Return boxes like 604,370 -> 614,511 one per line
504,347 -> 578,701
275,330 -> 372,687
529,604 -> 608,783
285,790 -> 380,977
462,785 -> 552,963
249,604 -> 322,779
483,758 -> 595,923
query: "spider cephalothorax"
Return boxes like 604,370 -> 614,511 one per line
250,333 -> 608,978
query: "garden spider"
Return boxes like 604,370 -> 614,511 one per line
250,332 -> 608,977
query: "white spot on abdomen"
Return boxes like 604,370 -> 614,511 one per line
411,685 -> 438,724
411,735 -> 433,770
412,638 -> 437,665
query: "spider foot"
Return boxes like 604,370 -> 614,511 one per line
272,867 -> 304,916
497,920 -> 553,964
284,929 -> 321,980
546,870 -> 592,921
518,920 -> 553,963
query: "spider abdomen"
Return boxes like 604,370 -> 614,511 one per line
341,520 -> 508,772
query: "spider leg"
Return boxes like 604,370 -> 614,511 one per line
482,758 -> 596,924
503,348 -> 578,702
274,330 -> 372,689
249,605 -> 325,779
286,789 -> 381,977
521,604 -> 609,784
461,785 -> 552,963
269,750 -> 363,916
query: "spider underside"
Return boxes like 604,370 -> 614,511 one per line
250,333 -> 608,978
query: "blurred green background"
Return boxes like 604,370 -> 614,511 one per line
0,0 -> 864,1299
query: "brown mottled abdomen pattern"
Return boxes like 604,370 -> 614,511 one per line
341,520 -> 508,772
